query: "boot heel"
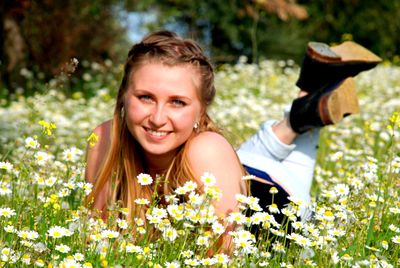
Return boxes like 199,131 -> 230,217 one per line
319,78 -> 359,124
307,42 -> 342,62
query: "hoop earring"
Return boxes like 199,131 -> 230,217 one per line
193,122 -> 199,132
121,106 -> 125,118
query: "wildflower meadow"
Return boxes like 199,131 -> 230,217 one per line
0,58 -> 399,267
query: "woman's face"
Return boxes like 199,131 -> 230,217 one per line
123,62 -> 204,162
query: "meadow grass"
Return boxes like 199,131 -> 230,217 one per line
0,58 -> 399,267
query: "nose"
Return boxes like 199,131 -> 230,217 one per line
149,104 -> 167,127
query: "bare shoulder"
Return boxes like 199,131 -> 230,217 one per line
85,120 -> 113,215
188,131 -> 246,216
85,119 -> 112,184
188,131 -> 233,155
92,120 -> 112,141
187,131 -> 243,180
90,119 -> 113,154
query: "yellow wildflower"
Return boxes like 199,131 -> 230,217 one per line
38,120 -> 56,136
87,133 -> 99,148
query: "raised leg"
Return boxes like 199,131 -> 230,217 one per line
237,118 -> 318,219
239,40 -> 381,220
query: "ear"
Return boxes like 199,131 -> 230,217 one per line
195,108 -> 206,124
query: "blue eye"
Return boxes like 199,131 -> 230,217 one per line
138,95 -> 152,102
172,99 -> 186,107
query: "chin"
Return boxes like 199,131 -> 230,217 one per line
142,144 -> 175,156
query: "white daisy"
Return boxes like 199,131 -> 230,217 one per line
0,185 -> 12,196
74,253 -> 85,261
334,183 -> 350,197
18,230 -> 39,240
134,198 -> 150,205
163,227 -> 178,241
4,225 -> 16,233
392,235 -> 400,244
35,151 -> 52,165
182,180 -> 197,192
25,137 -> 40,149
211,222 -> 225,235
126,243 -> 142,253
0,207 -> 16,218
117,219 -> 128,229
62,147 -> 83,162
0,161 -> 13,171
165,261 -> 180,268
101,230 -> 119,239
200,172 -> 216,187
55,244 -> 71,253
136,173 -> 153,186
47,226 -> 72,238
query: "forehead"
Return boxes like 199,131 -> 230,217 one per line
129,62 -> 201,97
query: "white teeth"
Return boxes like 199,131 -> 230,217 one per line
147,129 -> 168,137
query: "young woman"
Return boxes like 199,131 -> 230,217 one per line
85,31 -> 381,224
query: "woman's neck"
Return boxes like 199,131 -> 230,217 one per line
144,151 -> 177,178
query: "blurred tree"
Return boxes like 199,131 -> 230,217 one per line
2,0 -> 399,98
1,0 -> 128,96
128,0 -> 308,63
300,0 -> 400,60
127,0 -> 399,63
0,0 -> 30,95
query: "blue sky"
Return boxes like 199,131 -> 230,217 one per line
125,12 -> 156,42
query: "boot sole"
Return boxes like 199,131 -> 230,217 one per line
307,41 -> 382,64
319,77 -> 360,124
297,41 -> 382,93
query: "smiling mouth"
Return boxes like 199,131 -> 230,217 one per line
144,127 -> 170,137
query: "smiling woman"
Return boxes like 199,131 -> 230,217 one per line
85,30 -> 381,252
85,31 -> 247,227
124,63 -> 203,165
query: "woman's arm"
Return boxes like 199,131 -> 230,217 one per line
85,120 -> 112,216
187,131 -> 246,217
187,131 -> 246,254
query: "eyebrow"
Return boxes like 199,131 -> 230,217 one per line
133,89 -> 192,101
169,95 -> 191,101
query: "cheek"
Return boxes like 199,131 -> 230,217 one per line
170,109 -> 199,130
125,100 -> 146,126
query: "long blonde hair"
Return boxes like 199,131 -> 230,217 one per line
86,31 -> 223,222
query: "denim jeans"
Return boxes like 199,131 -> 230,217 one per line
237,120 -> 319,219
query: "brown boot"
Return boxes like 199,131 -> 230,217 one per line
296,41 -> 382,93
290,78 -> 359,134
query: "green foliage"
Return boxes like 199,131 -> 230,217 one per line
130,0 -> 400,63
21,0 -> 127,73
130,0 -> 309,63
2,0 -> 400,100
300,0 -> 400,60
1,0 -> 129,96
